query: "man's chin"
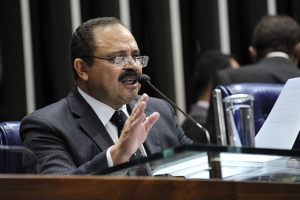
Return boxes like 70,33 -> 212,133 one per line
122,91 -> 139,103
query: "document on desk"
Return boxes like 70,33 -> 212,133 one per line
255,77 -> 300,149
152,152 -> 280,179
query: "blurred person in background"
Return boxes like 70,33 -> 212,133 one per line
182,50 -> 239,143
206,15 -> 300,143
218,15 -> 300,85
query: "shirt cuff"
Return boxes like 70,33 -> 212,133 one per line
106,146 -> 114,167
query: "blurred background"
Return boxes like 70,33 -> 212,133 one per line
0,0 -> 299,123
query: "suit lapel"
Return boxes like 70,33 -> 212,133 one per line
68,87 -> 114,151
68,90 -> 161,154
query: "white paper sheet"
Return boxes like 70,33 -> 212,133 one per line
152,152 -> 280,179
255,77 -> 300,149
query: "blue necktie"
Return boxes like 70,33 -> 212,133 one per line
110,110 -> 127,138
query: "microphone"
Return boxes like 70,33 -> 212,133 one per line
0,145 -> 40,174
138,74 -> 211,144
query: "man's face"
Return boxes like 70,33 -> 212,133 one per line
84,24 -> 142,109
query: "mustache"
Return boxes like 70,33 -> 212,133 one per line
118,69 -> 141,81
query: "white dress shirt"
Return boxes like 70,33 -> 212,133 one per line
196,100 -> 210,109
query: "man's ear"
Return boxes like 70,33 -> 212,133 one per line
74,58 -> 89,81
291,42 -> 300,66
249,46 -> 258,62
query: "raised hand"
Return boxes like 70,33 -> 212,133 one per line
110,93 -> 160,164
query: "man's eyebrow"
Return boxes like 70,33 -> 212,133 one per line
104,50 -> 125,57
131,49 -> 140,54
108,49 -> 140,56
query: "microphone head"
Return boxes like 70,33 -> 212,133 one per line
138,74 -> 151,85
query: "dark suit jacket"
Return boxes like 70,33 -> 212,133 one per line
217,57 -> 300,85
20,87 -> 192,175
181,104 -> 209,144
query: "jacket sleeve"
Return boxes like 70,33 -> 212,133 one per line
20,113 -> 109,175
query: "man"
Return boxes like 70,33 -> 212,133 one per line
20,17 -> 192,175
182,50 -> 239,143
217,15 -> 300,85
207,15 -> 300,143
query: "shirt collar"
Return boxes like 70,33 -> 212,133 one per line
77,86 -> 129,126
266,52 -> 290,60
196,100 -> 210,109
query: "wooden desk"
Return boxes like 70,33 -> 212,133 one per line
0,175 -> 299,199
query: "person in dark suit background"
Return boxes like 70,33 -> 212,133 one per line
20,17 -> 192,175
207,15 -> 300,143
217,15 -> 300,85
182,50 -> 239,143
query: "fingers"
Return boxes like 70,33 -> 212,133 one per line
133,94 -> 159,132
130,93 -> 148,121
143,112 -> 160,132
121,93 -> 148,133
113,93 -> 159,164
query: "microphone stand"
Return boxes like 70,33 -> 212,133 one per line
144,79 -> 211,144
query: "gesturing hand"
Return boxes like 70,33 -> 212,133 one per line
110,93 -> 160,165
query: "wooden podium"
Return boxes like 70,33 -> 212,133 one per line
0,175 -> 299,199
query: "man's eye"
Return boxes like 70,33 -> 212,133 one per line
114,57 -> 124,63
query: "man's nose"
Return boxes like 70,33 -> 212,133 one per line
123,58 -> 138,69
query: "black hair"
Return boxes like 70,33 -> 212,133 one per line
69,17 -> 125,80
252,15 -> 300,60
191,50 -> 233,100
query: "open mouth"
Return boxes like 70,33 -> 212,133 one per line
121,75 -> 138,85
